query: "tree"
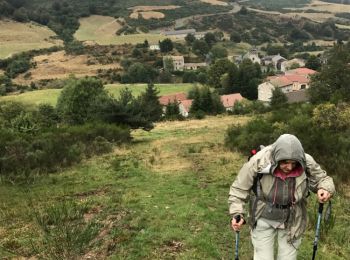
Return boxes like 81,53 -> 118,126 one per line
138,83 -> 163,123
192,39 -> 209,57
210,45 -> 228,60
189,86 -> 225,115
159,38 -> 173,53
305,55 -> 321,71
185,33 -> 196,45
270,88 -> 288,109
124,63 -> 157,83
163,57 -> 174,72
165,101 -> 183,120
230,32 -> 241,43
56,77 -> 111,124
183,71 -> 197,83
309,43 -> 350,103
208,59 -> 237,89
204,32 -> 217,47
237,59 -> 262,99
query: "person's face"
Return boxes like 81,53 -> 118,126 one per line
278,160 -> 297,174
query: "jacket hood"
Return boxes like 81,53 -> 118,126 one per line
271,134 -> 306,173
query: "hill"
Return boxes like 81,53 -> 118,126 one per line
0,114 -> 348,258
0,19 -> 62,59
74,15 -> 168,45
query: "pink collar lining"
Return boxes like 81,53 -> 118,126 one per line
274,166 -> 303,181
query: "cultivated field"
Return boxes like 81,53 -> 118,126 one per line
199,0 -> 229,6
12,50 -> 121,85
0,83 -> 197,106
248,0 -> 350,23
0,20 -> 63,59
74,15 -> 168,45
130,11 -> 165,19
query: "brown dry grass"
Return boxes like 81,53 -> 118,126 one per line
293,0 -> 350,13
13,50 -> 120,85
0,19 -> 63,59
199,0 -> 228,6
128,5 -> 180,11
130,11 -> 165,19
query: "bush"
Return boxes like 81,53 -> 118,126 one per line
225,103 -> 350,183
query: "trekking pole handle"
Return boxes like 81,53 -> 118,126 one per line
234,215 -> 246,225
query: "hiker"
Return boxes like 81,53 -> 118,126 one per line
228,134 -> 335,260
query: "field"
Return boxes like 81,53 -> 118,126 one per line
247,0 -> 350,23
0,20 -> 63,59
13,50 -> 121,86
74,15 -> 168,45
0,115 -> 349,259
0,83 -> 197,106
199,0 -> 229,6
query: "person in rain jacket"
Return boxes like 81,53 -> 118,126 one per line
228,134 -> 335,260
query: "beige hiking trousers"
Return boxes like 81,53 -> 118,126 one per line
251,218 -> 301,260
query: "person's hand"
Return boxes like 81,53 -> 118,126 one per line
231,215 -> 245,231
317,188 -> 331,203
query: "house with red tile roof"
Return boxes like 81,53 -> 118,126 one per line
178,99 -> 193,117
158,92 -> 187,106
258,68 -> 316,103
220,93 -> 244,111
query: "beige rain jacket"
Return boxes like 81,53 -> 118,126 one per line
228,134 -> 335,242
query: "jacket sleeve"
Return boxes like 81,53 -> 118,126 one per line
305,153 -> 335,195
228,158 -> 258,218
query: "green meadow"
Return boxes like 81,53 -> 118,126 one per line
0,83 -> 196,106
0,115 -> 348,259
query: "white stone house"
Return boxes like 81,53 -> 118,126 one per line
261,54 -> 287,70
163,56 -> 185,71
149,44 -> 160,51
236,49 -> 261,64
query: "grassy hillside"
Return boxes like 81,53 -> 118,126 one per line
0,115 -> 348,259
0,20 -> 63,59
74,15 -> 168,45
0,83 -> 197,106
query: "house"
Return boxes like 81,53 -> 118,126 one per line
178,99 -> 193,117
149,44 -> 160,51
261,54 -> 287,70
280,58 -> 305,72
258,68 -> 316,103
163,56 -> 207,71
220,93 -> 244,111
183,62 -> 207,70
163,56 -> 185,71
284,67 -> 316,77
236,48 -> 261,64
158,92 -> 187,106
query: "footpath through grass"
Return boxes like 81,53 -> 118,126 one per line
0,115 -> 349,259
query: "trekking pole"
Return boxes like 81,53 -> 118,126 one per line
233,215 -> 244,260
235,230 -> 240,260
312,203 -> 324,260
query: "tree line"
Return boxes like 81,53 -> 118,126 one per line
0,77 -> 163,180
